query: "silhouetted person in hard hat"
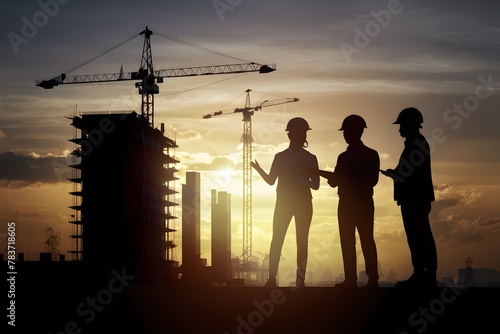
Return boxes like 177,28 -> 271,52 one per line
252,117 -> 320,288
328,115 -> 380,288
381,107 -> 437,289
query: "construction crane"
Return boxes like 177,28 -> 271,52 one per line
203,89 -> 299,265
35,26 -> 276,128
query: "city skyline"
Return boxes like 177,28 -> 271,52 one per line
1,0 -> 500,284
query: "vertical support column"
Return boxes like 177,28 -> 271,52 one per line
241,111 -> 253,264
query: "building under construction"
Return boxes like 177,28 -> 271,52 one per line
68,111 -> 179,284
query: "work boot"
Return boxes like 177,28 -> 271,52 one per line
424,272 -> 438,288
264,276 -> 276,288
395,273 -> 424,289
296,269 -> 305,288
361,279 -> 379,288
334,279 -> 357,288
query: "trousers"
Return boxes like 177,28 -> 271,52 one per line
338,196 -> 378,282
400,201 -> 437,274
268,195 -> 313,279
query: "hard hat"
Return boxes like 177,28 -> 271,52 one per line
286,117 -> 311,132
393,107 -> 423,128
339,114 -> 367,131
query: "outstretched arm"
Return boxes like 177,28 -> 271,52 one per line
251,160 -> 277,185
380,168 -> 402,181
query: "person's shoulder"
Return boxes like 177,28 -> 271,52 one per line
302,148 -> 315,156
365,145 -> 379,156
417,133 -> 429,143
275,148 -> 291,161
276,147 -> 289,156
358,142 -> 377,154
359,143 -> 379,161
337,149 -> 348,157
336,150 -> 348,163
408,133 -> 430,149
301,148 -> 318,161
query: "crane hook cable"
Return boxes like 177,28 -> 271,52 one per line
153,31 -> 251,64
58,28 -> 257,78
63,32 -> 141,76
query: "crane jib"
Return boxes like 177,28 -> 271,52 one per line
35,63 -> 276,88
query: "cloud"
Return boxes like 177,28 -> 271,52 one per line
457,189 -> 482,206
431,184 -> 481,219
0,151 -> 71,188
176,129 -> 203,140
379,153 -> 390,160
183,155 -> 236,171
428,184 -> 500,246
430,197 -> 460,220
433,215 -> 488,246
434,183 -> 451,194
481,217 -> 500,227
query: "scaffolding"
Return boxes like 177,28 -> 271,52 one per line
162,124 -> 179,262
68,114 -> 83,261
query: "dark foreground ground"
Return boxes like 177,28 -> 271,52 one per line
9,276 -> 500,334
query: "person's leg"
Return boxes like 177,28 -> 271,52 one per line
268,199 -> 293,284
419,202 -> 437,286
357,198 -> 378,284
401,203 -> 425,276
294,199 -> 313,287
338,198 -> 357,285
398,202 -> 438,288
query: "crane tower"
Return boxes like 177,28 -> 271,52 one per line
35,26 -> 277,128
203,89 -> 299,265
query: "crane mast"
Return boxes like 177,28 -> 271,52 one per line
241,89 -> 253,264
137,27 -> 157,127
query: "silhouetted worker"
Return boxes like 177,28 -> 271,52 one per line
381,107 -> 438,289
328,115 -> 380,288
252,117 -> 320,288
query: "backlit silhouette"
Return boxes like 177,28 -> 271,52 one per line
327,114 -> 380,288
252,117 -> 320,288
381,107 -> 438,289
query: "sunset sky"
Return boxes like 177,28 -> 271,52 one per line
1,0 -> 499,284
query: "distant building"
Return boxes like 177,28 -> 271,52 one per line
458,268 -> 500,287
181,171 -> 202,282
68,111 -> 179,284
211,189 -> 231,283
